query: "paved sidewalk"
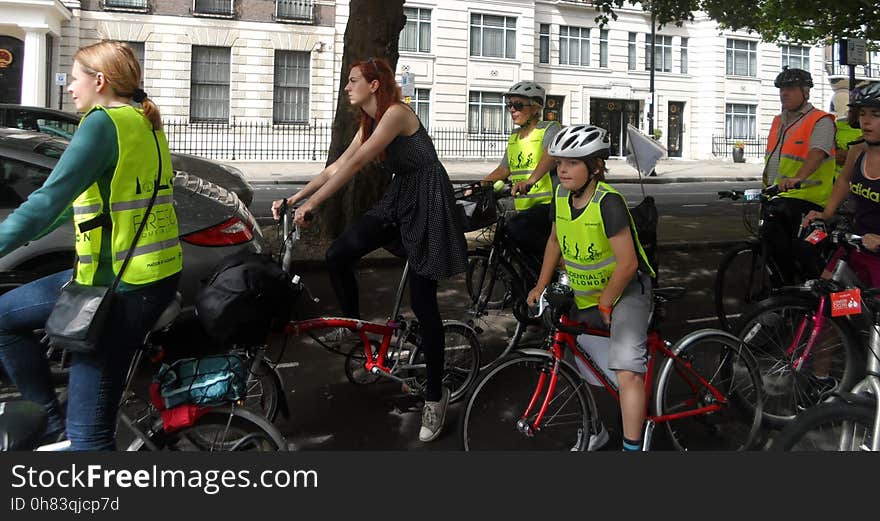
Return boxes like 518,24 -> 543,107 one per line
225,157 -> 764,184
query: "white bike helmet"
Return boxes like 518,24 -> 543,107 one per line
548,124 -> 611,160
504,81 -> 546,106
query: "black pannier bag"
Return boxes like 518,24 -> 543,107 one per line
629,195 -> 659,284
455,184 -> 498,232
195,251 -> 295,344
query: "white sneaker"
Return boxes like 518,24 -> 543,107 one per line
418,387 -> 450,442
317,327 -> 354,346
587,423 -> 610,451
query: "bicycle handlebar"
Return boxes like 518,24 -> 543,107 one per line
717,179 -> 821,201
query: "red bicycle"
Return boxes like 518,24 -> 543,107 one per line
460,282 -> 764,450
275,203 -> 481,403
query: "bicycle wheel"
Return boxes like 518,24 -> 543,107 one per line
408,322 -> 480,403
127,407 -> 288,451
462,354 -> 594,450
242,358 -> 281,423
714,242 -> 775,331
459,251 -> 529,367
737,295 -> 860,427
344,341 -> 382,385
654,330 -> 763,451
771,401 -> 876,451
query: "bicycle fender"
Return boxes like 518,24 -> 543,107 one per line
269,363 -> 290,419
668,328 -> 743,356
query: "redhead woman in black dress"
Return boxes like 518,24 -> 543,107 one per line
272,58 -> 467,442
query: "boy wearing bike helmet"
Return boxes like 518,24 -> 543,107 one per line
527,124 -> 655,451
481,81 -> 560,261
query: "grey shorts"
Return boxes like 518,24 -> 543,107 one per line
569,272 -> 654,374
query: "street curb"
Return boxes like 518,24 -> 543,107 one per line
250,176 -> 761,186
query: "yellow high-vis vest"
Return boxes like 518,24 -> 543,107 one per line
73,105 -> 182,286
507,120 -> 559,210
554,182 -> 654,309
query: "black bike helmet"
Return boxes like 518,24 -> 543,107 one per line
849,82 -> 880,109
774,67 -> 814,88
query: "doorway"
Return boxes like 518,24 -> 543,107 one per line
0,36 -> 24,104
589,98 -> 640,156
667,101 -> 685,157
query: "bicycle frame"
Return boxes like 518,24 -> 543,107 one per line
520,316 -> 729,449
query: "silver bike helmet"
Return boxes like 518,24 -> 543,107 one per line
849,81 -> 880,109
504,81 -> 546,106
548,124 -> 611,160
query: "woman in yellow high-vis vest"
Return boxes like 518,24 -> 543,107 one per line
481,81 -> 561,260
0,42 -> 181,450
527,125 -> 655,452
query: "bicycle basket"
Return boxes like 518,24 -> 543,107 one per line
455,185 -> 498,232
151,355 -> 246,410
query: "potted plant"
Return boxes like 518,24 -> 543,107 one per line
652,128 -> 662,141
732,140 -> 746,163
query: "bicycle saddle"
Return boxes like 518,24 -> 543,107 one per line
0,401 -> 47,451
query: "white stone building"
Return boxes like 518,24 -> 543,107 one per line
1,0 -> 878,160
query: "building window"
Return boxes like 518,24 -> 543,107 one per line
193,0 -> 233,16
273,51 -> 310,124
412,88 -> 430,128
645,34 -> 672,72
628,32 -> 637,70
539,23 -> 550,64
560,26 -> 590,66
275,0 -> 314,22
725,103 -> 757,139
190,46 -> 230,122
470,13 -> 516,59
600,29 -> 609,68
726,39 -> 757,77
468,91 -> 512,134
103,0 -> 148,9
400,7 -> 431,53
126,41 -> 145,70
680,37 -> 688,74
781,44 -> 809,70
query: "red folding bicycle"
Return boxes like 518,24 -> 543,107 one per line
460,281 -> 764,451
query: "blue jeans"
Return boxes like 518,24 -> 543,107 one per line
0,270 -> 179,450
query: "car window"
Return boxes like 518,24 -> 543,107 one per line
36,118 -> 77,140
0,157 -> 51,208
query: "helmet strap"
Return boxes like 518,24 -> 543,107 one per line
866,140 -> 880,147
572,165 -> 597,198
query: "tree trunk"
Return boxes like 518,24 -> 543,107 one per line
317,0 -> 406,239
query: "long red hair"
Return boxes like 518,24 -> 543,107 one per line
351,57 -> 402,144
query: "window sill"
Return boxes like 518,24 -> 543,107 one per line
191,10 -> 235,19
537,63 -> 613,73
274,17 -> 316,25
400,51 -> 435,59
726,75 -> 761,81
469,55 -> 519,64
102,6 -> 151,13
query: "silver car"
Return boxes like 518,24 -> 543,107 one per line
0,127 -> 263,317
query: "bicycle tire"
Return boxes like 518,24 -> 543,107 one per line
654,329 -> 764,451
714,242 -> 776,331
771,401 -> 876,451
407,321 -> 480,403
126,406 -> 288,451
736,294 -> 861,427
460,251 -> 532,368
242,357 -> 281,423
461,354 -> 594,451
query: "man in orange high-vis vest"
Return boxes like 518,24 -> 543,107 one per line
762,67 -> 837,284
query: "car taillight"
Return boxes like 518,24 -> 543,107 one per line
180,217 -> 253,246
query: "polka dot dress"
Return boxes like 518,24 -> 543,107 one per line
367,121 -> 467,280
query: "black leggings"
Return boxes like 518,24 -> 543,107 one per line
325,213 -> 445,401
761,197 -> 824,284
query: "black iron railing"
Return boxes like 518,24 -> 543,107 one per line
193,0 -> 233,16
162,119 -> 511,161
276,0 -> 314,22
711,135 -> 768,158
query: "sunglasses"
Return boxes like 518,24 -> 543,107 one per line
505,101 -> 530,111
367,57 -> 380,77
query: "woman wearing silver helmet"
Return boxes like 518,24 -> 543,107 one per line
480,81 -> 561,261
526,124 -> 655,452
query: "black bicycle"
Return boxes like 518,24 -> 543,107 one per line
714,181 -> 828,331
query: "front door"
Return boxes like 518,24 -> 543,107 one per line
668,101 -> 684,157
590,98 -> 640,156
0,36 -> 24,104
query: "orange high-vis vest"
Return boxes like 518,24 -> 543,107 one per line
764,108 -> 836,206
